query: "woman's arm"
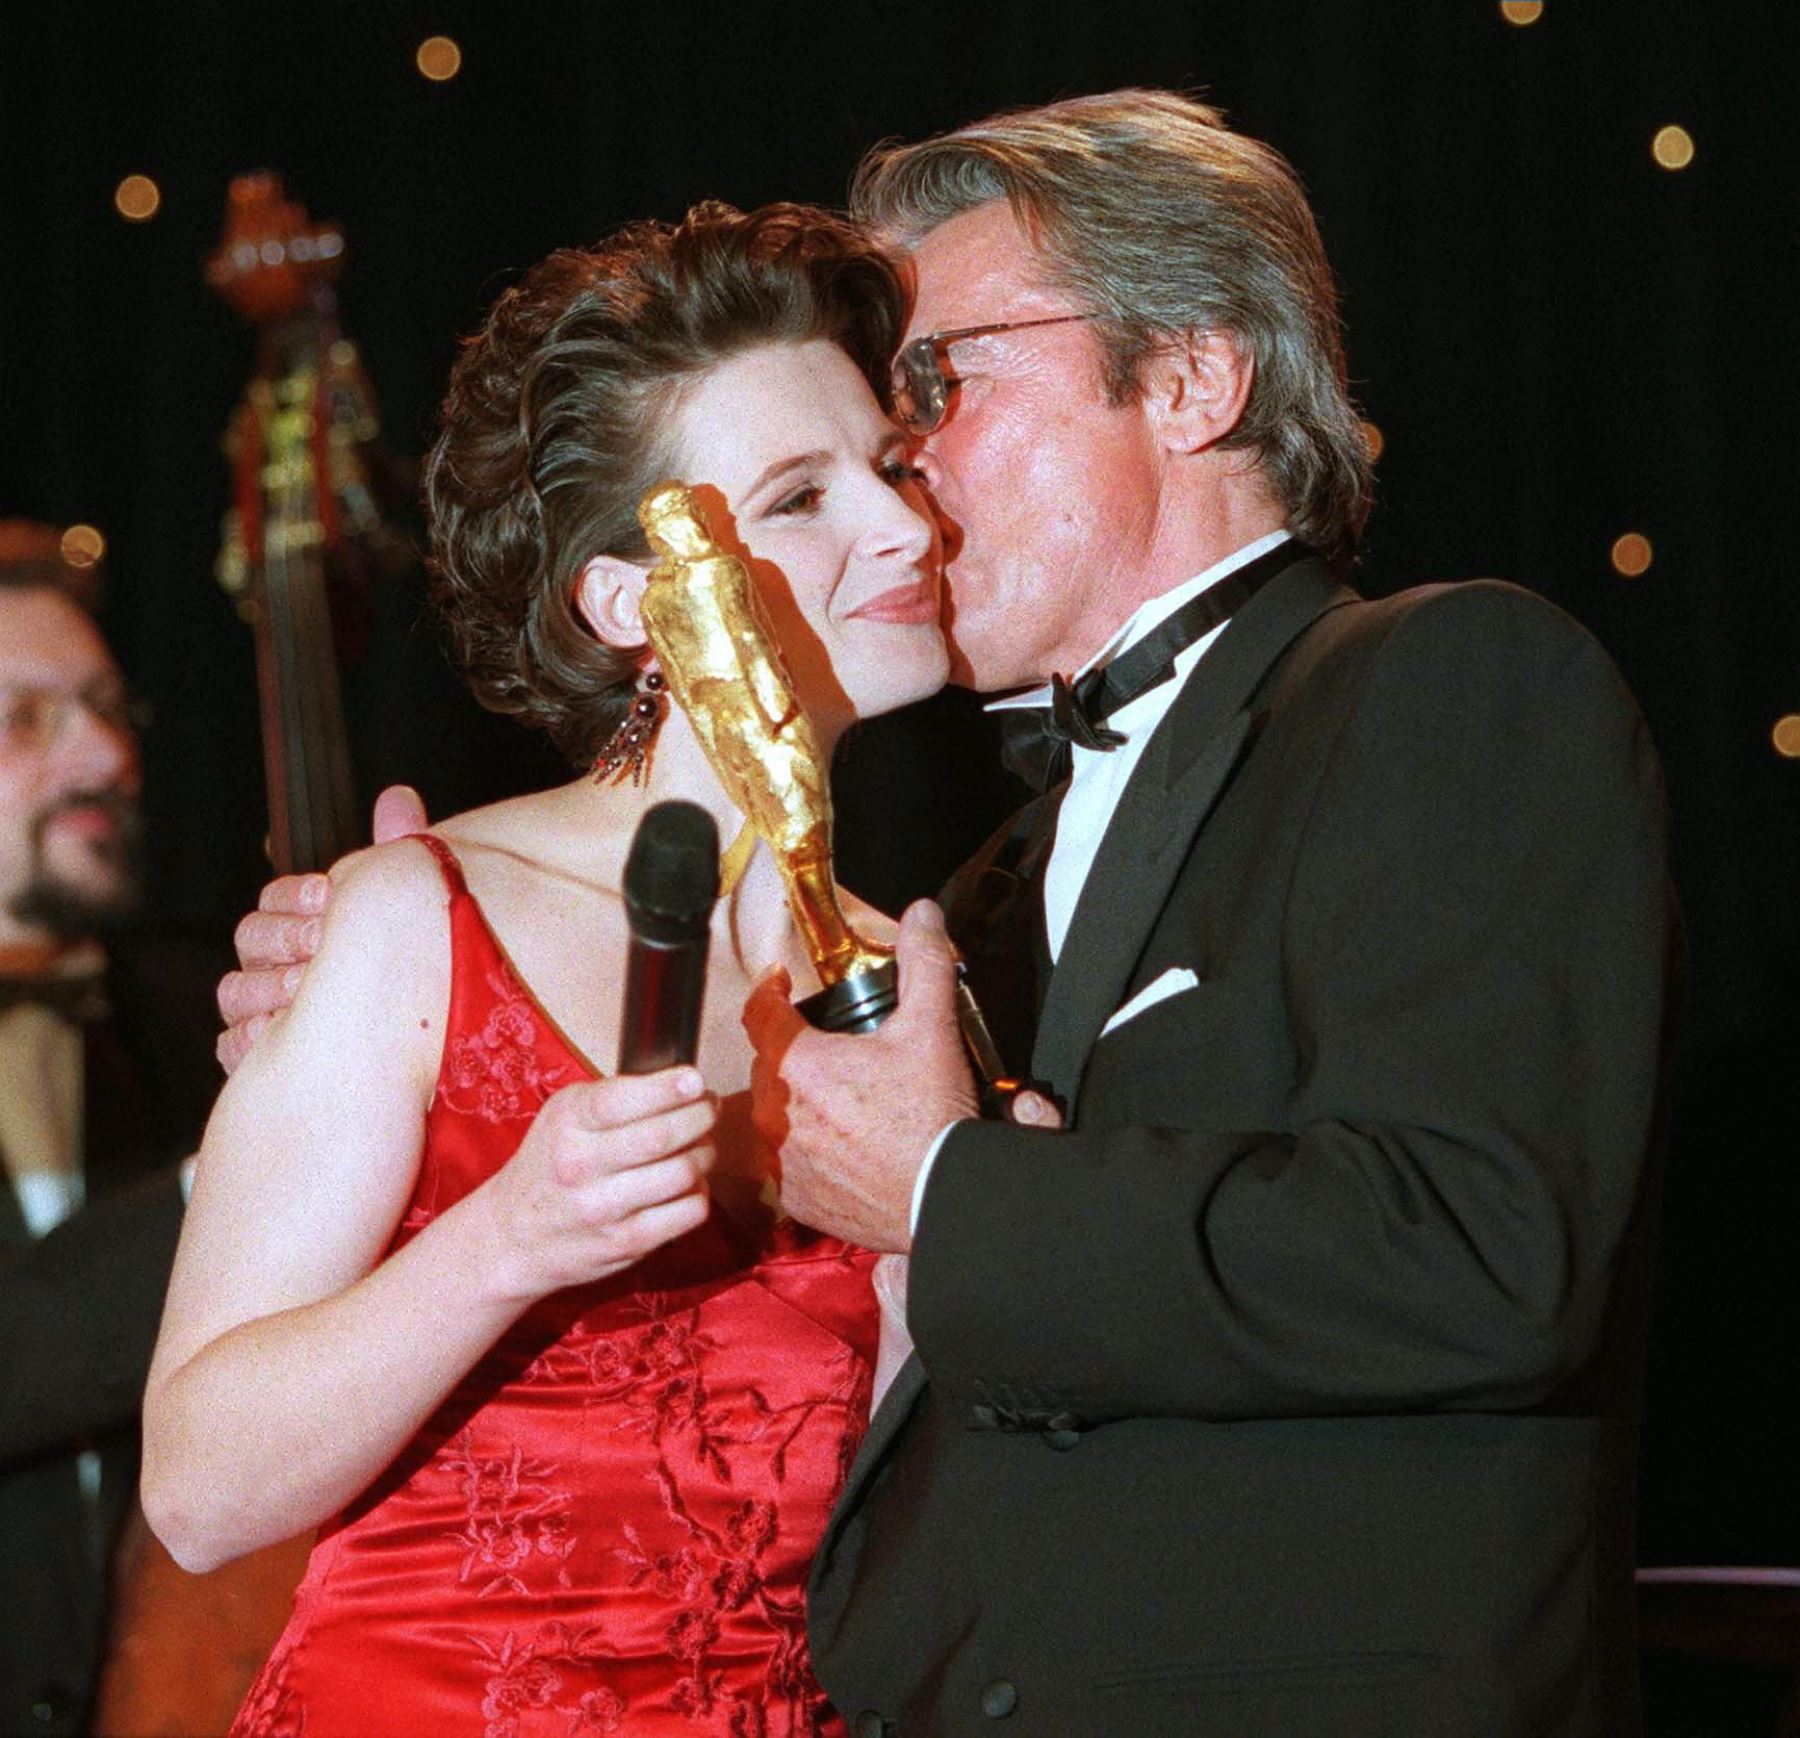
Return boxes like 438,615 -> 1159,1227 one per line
143,839 -> 716,1572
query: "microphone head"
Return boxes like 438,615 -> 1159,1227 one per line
623,800 -> 720,945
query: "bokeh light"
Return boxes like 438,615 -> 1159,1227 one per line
1361,420 -> 1385,462
1610,533 -> 1653,578
114,174 -> 161,221
59,525 -> 106,569
1652,125 -> 1695,171
1499,1 -> 1543,26
416,36 -> 462,81
1773,716 -> 1800,760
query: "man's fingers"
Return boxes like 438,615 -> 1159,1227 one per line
372,784 -> 429,845
1008,1090 -> 1064,1130
216,1017 -> 258,1076
893,900 -> 960,1022
233,909 -> 323,972
256,873 -> 328,917
217,964 -> 303,1027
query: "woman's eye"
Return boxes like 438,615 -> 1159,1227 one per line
771,483 -> 823,517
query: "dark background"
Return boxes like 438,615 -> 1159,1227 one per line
5,2 -> 1796,1723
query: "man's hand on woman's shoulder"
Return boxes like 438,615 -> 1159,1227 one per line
215,785 -> 430,1073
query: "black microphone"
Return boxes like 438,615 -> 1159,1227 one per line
617,800 -> 720,1075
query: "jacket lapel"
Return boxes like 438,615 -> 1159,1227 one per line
822,560 -> 1354,1549
1031,557 -> 1354,1104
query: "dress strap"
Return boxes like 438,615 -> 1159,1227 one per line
407,831 -> 470,899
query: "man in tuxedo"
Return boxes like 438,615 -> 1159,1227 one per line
214,90 -> 1673,1736
0,523 -> 217,1737
741,92 -> 1675,1735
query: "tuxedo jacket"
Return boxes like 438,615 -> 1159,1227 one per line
0,937 -> 221,1738
809,555 -> 1677,1737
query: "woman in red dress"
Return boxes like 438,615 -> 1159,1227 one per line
142,204 -> 946,1738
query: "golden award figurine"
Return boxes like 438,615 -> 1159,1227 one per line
636,480 -> 898,1032
635,480 -> 1016,1095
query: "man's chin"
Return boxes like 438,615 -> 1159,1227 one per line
8,868 -> 142,941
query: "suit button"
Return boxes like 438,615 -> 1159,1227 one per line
969,1403 -> 1000,1430
1045,1409 -> 1083,1449
1045,1428 -> 1081,1450
852,1713 -> 888,1738
980,1678 -> 1019,1717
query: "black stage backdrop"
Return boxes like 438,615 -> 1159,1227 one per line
4,0 -> 1796,1673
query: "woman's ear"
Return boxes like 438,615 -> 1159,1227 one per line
575,555 -> 651,649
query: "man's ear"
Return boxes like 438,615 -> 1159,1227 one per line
574,555 -> 651,649
1144,330 -> 1255,456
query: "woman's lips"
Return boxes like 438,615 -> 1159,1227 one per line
848,580 -> 939,625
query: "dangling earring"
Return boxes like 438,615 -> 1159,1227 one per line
592,669 -> 668,786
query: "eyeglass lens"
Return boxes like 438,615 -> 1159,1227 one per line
895,341 -> 948,434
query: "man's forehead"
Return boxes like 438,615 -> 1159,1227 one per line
903,202 -> 1067,341
0,588 -> 115,685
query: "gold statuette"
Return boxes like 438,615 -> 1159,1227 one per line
637,481 -> 895,1028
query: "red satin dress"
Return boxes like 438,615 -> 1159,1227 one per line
232,835 -> 877,1738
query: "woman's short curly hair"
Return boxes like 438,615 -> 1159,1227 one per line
423,200 -> 907,767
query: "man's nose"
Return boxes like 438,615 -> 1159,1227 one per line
60,701 -> 139,791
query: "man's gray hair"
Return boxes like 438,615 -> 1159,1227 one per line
850,89 -> 1372,568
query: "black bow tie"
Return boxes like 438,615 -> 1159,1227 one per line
998,539 -> 1309,791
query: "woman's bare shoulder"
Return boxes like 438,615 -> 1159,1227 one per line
434,785 -> 573,853
432,785 -> 631,915
321,835 -> 458,946
215,838 -> 454,1128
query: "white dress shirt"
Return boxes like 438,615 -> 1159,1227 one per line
910,530 -> 1293,1231
989,529 -> 1291,961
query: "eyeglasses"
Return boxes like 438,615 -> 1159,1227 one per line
0,682 -> 147,754
891,313 -> 1099,435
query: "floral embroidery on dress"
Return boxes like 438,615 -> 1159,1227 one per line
232,1627 -> 306,1738
443,1430 -> 578,1597
609,1344 -> 862,1734
474,1624 -> 620,1738
438,968 -> 578,1122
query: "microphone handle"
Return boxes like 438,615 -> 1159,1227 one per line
617,931 -> 710,1074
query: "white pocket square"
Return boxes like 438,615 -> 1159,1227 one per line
1100,966 -> 1201,1037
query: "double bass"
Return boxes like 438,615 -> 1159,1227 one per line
96,171 -> 390,1736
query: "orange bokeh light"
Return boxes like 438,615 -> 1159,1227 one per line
1610,533 -> 1653,578
416,36 -> 462,81
114,174 -> 161,222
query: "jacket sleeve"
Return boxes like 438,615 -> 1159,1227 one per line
0,1166 -> 185,1466
907,582 -> 1675,1425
